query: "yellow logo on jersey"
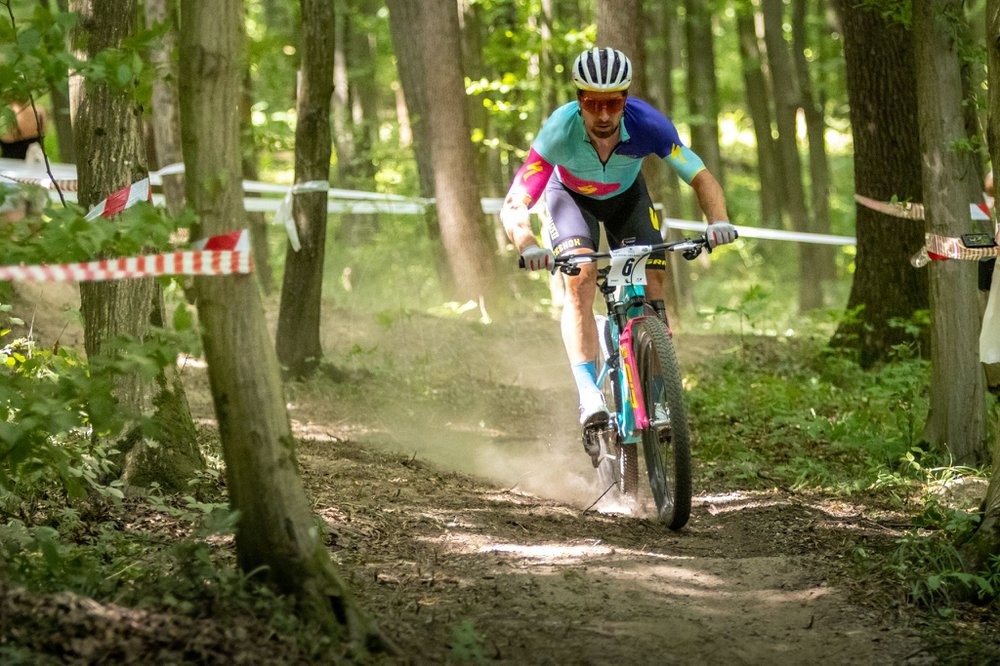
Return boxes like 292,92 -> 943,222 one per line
522,161 -> 544,181
578,185 -> 597,194
670,145 -> 685,162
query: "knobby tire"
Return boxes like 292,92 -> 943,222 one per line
634,317 -> 691,530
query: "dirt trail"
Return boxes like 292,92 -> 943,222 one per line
244,309 -> 943,664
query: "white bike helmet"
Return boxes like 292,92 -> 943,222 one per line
572,47 -> 632,92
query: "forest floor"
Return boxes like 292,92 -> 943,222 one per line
4,283 -> 1000,664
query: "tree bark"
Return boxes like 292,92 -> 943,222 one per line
914,0 -> 988,465
177,0 -> 390,650
792,0 -> 835,284
683,0 -> 724,185
144,0 -> 185,215
385,0 -> 449,290
736,3 -> 782,230
275,0 -> 336,380
762,0 -> 823,312
70,0 -> 201,492
387,0 -> 497,304
831,0 -> 928,366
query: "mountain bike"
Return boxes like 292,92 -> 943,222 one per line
553,236 -> 714,530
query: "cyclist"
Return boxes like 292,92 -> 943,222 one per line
499,46 -> 736,442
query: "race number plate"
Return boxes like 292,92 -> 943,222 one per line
607,245 -> 651,286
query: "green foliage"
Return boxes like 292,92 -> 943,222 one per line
0,200 -> 185,266
0,3 -> 77,105
1,3 -> 164,112
884,499 -> 999,610
0,318 -> 124,506
688,304 -> 931,493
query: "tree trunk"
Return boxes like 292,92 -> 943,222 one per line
144,0 -> 185,215
177,0 -> 390,650
762,0 -> 823,312
914,0 -> 988,465
793,0 -> 835,284
385,0 -> 449,291
70,0 -> 202,492
683,0 -> 723,184
275,0 -> 336,380
240,69 -> 275,295
832,0 -> 929,367
387,0 -> 497,303
737,3 -> 782,230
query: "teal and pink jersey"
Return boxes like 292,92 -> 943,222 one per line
507,97 -> 707,207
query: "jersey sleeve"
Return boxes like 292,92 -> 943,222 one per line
664,144 -> 706,185
505,146 -> 555,208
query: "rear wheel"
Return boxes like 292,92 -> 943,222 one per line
633,317 -> 691,529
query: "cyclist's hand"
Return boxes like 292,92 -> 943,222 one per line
519,245 -> 555,271
706,221 -> 738,249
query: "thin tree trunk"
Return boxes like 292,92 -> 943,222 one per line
240,69 -> 275,295
144,0 -> 185,215
177,0 -> 390,650
647,3 -> 691,317
737,3 -> 782,229
276,0 -> 335,379
793,0 -> 835,283
683,0 -> 723,184
762,0 -> 823,311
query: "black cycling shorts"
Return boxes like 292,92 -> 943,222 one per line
542,173 -> 667,270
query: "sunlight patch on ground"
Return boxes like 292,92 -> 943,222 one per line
418,529 -> 694,566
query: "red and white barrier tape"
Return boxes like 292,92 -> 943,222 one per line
0,230 -> 252,283
854,194 -> 993,222
84,178 -> 151,220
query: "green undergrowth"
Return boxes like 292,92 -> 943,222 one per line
684,319 -> 999,614
0,447 -> 337,663
686,332 -> 936,494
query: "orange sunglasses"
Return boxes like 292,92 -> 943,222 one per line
578,94 -> 627,115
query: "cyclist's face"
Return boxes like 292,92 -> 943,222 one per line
578,91 -> 626,140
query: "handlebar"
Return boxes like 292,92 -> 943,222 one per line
516,232 -> 738,273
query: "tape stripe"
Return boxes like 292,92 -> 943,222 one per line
0,230 -> 253,282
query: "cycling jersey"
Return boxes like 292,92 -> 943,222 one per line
508,96 -> 706,207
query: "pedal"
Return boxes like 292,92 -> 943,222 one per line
582,423 -> 615,468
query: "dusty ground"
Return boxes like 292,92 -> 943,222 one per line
5,285 -> 999,664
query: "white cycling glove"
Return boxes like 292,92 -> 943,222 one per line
520,245 -> 555,271
706,221 -> 738,249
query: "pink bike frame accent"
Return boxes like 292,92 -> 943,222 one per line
618,316 -> 650,429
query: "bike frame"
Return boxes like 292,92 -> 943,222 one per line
564,237 -> 708,444
598,284 -> 654,443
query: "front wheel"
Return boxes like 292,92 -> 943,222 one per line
633,317 -> 691,530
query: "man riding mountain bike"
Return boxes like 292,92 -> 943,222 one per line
499,46 -> 737,453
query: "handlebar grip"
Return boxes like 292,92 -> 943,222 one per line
518,256 -> 525,269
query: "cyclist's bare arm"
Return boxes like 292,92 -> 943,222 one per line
689,170 -> 729,222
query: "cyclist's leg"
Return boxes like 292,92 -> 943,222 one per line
544,181 -> 606,425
